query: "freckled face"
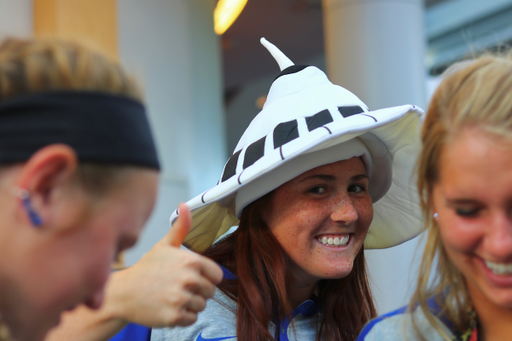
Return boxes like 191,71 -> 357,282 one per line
265,157 -> 373,286
432,129 -> 512,310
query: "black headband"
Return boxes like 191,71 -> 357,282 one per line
0,91 -> 160,170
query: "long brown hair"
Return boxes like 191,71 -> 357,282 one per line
411,53 -> 512,340
203,192 -> 376,341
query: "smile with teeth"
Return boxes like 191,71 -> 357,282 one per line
484,260 -> 512,276
317,235 -> 350,247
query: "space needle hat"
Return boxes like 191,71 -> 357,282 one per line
171,38 -> 424,252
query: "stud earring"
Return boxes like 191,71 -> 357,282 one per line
433,212 -> 439,220
17,189 -> 44,227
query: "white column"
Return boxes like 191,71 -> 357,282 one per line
0,0 -> 32,40
322,0 -> 427,314
118,0 -> 227,265
323,0 -> 426,110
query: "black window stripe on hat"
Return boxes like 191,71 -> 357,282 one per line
306,109 -> 333,131
243,136 -> 266,169
221,149 -> 242,182
338,106 -> 364,118
273,120 -> 299,149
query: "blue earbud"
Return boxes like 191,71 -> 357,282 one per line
18,189 -> 44,227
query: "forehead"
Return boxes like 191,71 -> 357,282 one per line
437,129 -> 512,194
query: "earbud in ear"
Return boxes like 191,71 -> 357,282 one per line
17,189 -> 44,227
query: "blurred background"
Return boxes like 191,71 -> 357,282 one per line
1,0 -> 511,314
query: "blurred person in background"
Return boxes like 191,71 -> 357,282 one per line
358,54 -> 512,341
0,38 -> 222,341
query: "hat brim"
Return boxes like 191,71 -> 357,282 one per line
171,104 -> 424,252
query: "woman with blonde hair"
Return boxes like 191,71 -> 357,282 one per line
358,54 -> 512,341
0,38 -> 221,341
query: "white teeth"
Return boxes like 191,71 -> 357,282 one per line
317,235 -> 350,247
485,260 -> 512,275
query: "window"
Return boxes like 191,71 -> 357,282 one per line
306,109 -> 333,131
221,149 -> 241,182
273,119 -> 299,149
338,106 -> 364,118
243,136 -> 266,169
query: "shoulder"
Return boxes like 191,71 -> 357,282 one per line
151,289 -> 237,341
357,304 -> 452,341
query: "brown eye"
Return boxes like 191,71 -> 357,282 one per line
309,186 -> 326,194
348,184 -> 365,193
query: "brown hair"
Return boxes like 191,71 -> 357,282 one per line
411,53 -> 512,340
203,192 -> 376,341
0,37 -> 146,194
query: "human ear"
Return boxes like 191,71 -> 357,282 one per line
15,144 -> 79,228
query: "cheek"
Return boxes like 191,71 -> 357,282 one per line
82,226 -> 118,290
438,219 -> 481,257
356,197 -> 373,233
269,195 -> 319,234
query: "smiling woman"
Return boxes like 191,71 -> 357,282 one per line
358,54 -> 512,341
109,38 -> 424,341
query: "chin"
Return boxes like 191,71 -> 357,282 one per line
320,267 -> 354,280
487,289 -> 512,311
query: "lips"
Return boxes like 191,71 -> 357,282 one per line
476,256 -> 512,287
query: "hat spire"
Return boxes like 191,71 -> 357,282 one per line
260,37 -> 294,71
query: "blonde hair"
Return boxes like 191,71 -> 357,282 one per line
0,37 -> 146,193
0,37 -> 142,100
411,53 -> 512,340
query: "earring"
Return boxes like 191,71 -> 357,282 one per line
17,189 -> 44,227
433,212 -> 439,220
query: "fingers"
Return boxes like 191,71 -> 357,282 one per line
163,203 -> 191,247
174,310 -> 199,327
200,257 -> 224,285
185,273 -> 217,299
184,294 -> 207,314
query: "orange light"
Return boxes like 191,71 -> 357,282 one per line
214,0 -> 248,35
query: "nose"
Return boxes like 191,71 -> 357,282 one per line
330,193 -> 358,224
83,287 -> 105,310
485,212 -> 512,259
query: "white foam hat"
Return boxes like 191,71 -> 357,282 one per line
171,38 -> 424,252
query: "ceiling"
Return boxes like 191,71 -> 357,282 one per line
221,0 -> 444,93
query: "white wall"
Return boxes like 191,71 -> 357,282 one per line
117,0 -> 227,265
0,0 -> 32,39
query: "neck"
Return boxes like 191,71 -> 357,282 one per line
287,267 -> 318,309
468,282 -> 512,341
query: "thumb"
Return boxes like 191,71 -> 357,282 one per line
163,203 -> 191,247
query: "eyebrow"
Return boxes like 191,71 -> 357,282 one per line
352,174 -> 369,181
445,199 -> 481,206
299,173 -> 369,183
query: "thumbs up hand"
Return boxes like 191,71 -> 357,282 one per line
105,203 -> 223,327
